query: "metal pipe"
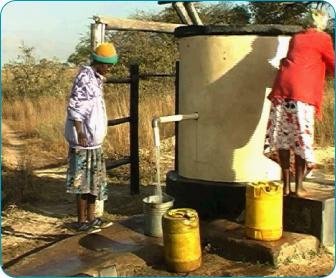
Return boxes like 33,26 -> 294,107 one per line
183,2 -> 203,26
152,113 -> 198,147
172,2 -> 193,25
153,125 -> 161,147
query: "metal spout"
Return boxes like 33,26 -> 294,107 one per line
152,113 -> 198,147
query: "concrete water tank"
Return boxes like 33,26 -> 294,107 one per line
167,25 -> 303,218
175,25 -> 302,183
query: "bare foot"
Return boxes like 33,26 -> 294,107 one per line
283,187 -> 290,196
295,188 -> 308,198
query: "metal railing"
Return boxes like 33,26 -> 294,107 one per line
104,63 -> 178,195
105,64 -> 139,195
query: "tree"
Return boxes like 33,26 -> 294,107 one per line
200,3 -> 251,24
17,42 -> 36,65
67,7 -> 180,75
133,6 -> 180,24
3,42 -> 72,99
67,31 -> 91,65
67,3 -> 252,73
248,2 -> 309,25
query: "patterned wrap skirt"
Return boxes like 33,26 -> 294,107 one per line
65,147 -> 107,201
264,98 -> 316,174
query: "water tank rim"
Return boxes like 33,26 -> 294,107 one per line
174,24 -> 303,38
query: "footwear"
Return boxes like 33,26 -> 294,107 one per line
76,222 -> 101,233
90,218 -> 113,229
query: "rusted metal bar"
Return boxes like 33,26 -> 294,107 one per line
139,73 -> 175,79
130,64 -> 140,195
106,157 -> 130,170
105,78 -> 131,84
108,117 -> 131,126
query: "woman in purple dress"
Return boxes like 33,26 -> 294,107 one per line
64,42 -> 118,232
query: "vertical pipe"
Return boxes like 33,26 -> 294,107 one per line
174,61 -> 180,172
130,64 -> 140,195
184,2 -> 203,25
91,23 -> 105,50
172,2 -> 193,25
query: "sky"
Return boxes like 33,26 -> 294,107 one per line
1,0 -> 165,64
1,0 -> 336,65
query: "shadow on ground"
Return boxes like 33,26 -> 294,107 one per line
2,164 -> 157,219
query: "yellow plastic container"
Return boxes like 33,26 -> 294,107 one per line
162,208 -> 202,272
245,181 -> 283,241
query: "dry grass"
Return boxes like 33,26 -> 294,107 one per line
2,83 -> 175,165
2,78 -> 333,167
104,86 -> 175,156
2,97 -> 68,156
315,80 -> 334,147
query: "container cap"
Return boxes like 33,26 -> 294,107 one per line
167,208 -> 198,220
248,181 -> 282,192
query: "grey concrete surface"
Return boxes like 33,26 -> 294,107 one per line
4,214 -> 325,276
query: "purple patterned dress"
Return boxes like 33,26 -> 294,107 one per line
64,66 -> 108,200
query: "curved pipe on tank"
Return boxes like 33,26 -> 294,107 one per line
152,113 -> 198,147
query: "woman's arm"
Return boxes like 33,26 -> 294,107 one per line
67,68 -> 95,146
321,34 -> 335,76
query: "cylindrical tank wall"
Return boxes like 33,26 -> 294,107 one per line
178,35 -> 290,183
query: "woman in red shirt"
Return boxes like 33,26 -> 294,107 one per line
264,9 -> 334,197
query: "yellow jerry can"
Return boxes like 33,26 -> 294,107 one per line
245,181 -> 283,241
162,208 -> 202,272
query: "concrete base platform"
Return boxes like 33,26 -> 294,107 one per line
284,183 -> 335,246
166,171 -> 335,245
202,219 -> 320,266
166,171 -> 245,220
4,215 -> 164,277
4,215 -> 324,276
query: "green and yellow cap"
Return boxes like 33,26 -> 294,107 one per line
92,42 -> 118,64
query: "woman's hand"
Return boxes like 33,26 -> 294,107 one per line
74,121 -> 88,147
77,131 -> 88,147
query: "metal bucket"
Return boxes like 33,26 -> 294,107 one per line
143,194 -> 174,237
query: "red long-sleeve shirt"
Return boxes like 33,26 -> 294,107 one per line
268,28 -> 334,119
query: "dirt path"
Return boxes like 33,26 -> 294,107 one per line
2,122 -> 26,170
1,123 -> 73,263
1,122 -> 156,264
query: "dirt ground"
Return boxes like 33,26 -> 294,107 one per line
1,122 -> 335,276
